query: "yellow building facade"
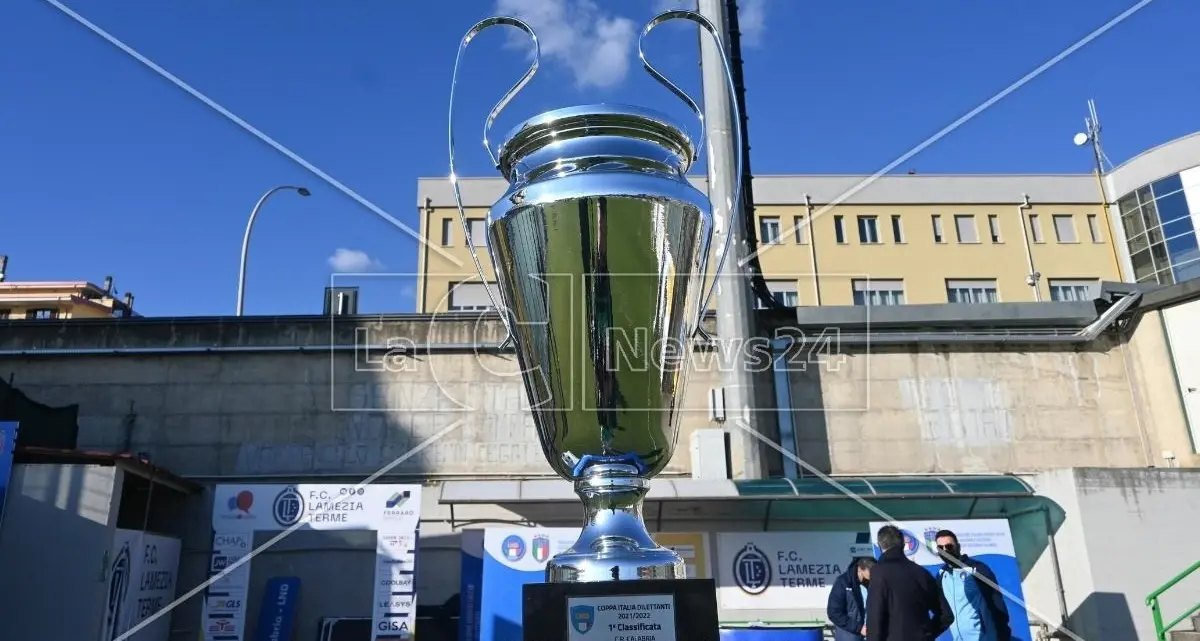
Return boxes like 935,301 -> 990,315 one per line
414,173 -> 1122,313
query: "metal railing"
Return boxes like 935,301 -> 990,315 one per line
1147,559 -> 1200,641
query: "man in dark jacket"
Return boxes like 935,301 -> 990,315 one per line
827,557 -> 876,640
866,525 -> 954,641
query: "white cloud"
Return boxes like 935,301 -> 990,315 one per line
327,248 -> 386,273
495,0 -> 637,90
738,0 -> 767,48
654,0 -> 695,12
653,0 -> 766,48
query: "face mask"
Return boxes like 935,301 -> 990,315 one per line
939,546 -> 959,559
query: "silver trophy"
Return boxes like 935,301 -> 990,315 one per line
449,10 -> 742,583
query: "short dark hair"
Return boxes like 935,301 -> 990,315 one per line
935,529 -> 958,544
855,557 -> 877,570
877,525 -> 903,551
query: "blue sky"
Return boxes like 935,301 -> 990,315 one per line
1,0 -> 1196,316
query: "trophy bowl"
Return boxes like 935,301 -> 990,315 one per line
449,11 -> 742,584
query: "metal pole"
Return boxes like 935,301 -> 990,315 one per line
697,0 -> 763,479
236,185 -> 310,316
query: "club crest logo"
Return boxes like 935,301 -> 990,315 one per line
102,542 -> 132,641
924,527 -> 940,552
732,543 -> 771,595
531,535 -> 551,563
900,529 -> 920,556
273,487 -> 305,527
570,604 -> 595,634
501,535 -> 526,562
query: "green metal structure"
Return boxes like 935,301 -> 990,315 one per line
1147,559 -> 1200,641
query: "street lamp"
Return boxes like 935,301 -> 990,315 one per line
235,185 -> 311,316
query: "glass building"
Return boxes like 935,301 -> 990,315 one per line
1106,132 -> 1200,287
1118,172 -> 1200,284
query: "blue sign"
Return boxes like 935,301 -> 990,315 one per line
0,422 -> 18,530
460,528 -> 581,641
255,576 -> 301,641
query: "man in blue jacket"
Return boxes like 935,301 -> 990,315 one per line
934,530 -> 1012,641
827,557 -> 876,640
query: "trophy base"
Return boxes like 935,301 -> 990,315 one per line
547,460 -> 685,583
547,543 -> 683,583
522,578 -> 719,641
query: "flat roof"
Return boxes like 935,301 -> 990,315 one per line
420,173 -> 1102,208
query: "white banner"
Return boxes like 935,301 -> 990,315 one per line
211,484 -> 420,531
716,531 -> 862,611
101,529 -> 182,641
203,484 -> 422,641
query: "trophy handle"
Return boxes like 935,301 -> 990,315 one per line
448,17 -> 540,347
639,10 -> 744,338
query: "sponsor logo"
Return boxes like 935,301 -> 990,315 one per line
570,605 -> 595,635
224,490 -> 255,519
501,535 -> 526,562
210,555 -> 236,572
531,535 -> 551,563
386,491 -> 410,509
900,529 -> 920,556
273,487 -> 305,527
379,575 -> 415,590
208,619 -> 236,633
214,534 -> 249,550
207,597 -> 242,614
378,597 -> 413,610
377,620 -> 411,637
732,543 -> 771,595
382,490 -> 416,520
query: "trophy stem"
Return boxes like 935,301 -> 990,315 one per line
545,463 -> 684,583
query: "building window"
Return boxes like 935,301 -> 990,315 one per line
793,216 -> 807,244
448,282 -> 498,311
946,279 -> 999,304
1087,214 -> 1103,243
891,215 -> 904,243
1029,214 -> 1044,243
988,215 -> 1002,243
440,218 -> 453,246
1053,215 -> 1077,243
852,279 -> 905,306
467,218 -> 488,247
857,216 -> 880,244
26,308 -> 58,320
932,215 -> 944,243
759,217 -> 782,244
1048,279 -> 1098,302
761,280 -> 799,308
954,215 -> 979,243
834,216 -> 846,244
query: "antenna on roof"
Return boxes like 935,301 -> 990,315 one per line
1073,99 -> 1114,172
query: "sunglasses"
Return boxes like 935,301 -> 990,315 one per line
936,544 -> 958,551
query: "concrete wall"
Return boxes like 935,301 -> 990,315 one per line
1024,468 -> 1200,641
0,463 -> 123,641
0,312 -> 1192,481
786,335 -> 1175,474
